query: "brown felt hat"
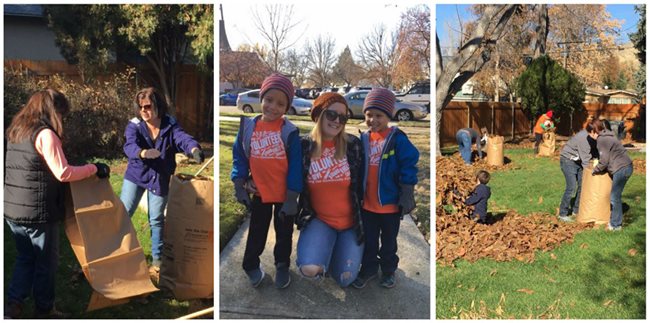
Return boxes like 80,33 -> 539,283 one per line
310,92 -> 349,122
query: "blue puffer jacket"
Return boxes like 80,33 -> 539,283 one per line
231,115 -> 303,193
123,115 -> 200,196
361,126 -> 419,206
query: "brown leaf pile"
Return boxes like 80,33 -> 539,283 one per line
633,159 -> 645,174
436,155 -> 593,266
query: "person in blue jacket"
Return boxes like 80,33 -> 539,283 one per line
352,88 -> 419,289
464,170 -> 492,223
231,73 -> 303,289
120,87 -> 204,276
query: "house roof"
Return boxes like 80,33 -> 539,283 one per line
586,88 -> 638,97
4,4 -> 43,18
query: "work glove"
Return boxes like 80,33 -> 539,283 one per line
398,184 -> 416,216
278,190 -> 300,222
192,148 -> 205,164
233,178 -> 251,209
94,163 -> 111,179
244,178 -> 258,194
140,148 -> 161,159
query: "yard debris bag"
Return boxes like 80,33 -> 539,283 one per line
576,165 -> 612,225
486,135 -> 504,166
159,174 -> 214,300
538,132 -> 556,156
64,177 -> 158,311
436,155 -> 592,265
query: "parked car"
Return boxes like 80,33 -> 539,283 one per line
220,88 -> 250,106
396,81 -> 430,112
295,88 -> 312,99
343,90 -> 428,121
348,86 -> 372,93
236,89 -> 312,115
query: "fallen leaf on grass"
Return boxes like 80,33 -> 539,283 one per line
580,243 -> 589,249
603,299 -> 614,307
468,287 -> 476,292
550,253 -> 557,260
489,269 -> 497,276
628,249 -> 637,256
517,288 -> 534,295
538,196 -> 544,204
548,277 -> 556,283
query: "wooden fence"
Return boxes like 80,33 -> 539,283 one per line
440,101 -> 644,146
4,59 -> 212,140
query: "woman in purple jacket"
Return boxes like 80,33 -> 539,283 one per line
120,87 -> 204,274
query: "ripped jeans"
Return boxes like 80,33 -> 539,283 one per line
296,217 -> 364,287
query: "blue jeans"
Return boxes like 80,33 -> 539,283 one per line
120,179 -> 168,263
559,156 -> 583,216
610,164 -> 633,228
296,217 -> 363,287
456,130 -> 472,164
359,210 -> 401,275
5,220 -> 59,312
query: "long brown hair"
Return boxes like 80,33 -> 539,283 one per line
6,88 -> 70,143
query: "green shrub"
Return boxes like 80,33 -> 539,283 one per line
4,68 -> 136,160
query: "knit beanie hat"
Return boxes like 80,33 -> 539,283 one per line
363,88 -> 395,117
260,73 -> 294,111
310,92 -> 349,122
546,110 -> 553,118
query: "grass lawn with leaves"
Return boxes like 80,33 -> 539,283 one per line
4,152 -> 214,319
436,148 -> 646,319
219,116 -> 431,250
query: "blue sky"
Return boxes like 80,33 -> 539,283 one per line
436,4 -> 642,47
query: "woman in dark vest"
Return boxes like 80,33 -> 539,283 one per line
4,89 -> 109,319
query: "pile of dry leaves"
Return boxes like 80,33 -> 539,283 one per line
436,155 -> 592,266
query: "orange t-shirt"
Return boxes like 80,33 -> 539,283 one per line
249,118 -> 287,203
307,141 -> 353,230
534,115 -> 550,134
363,128 -> 399,214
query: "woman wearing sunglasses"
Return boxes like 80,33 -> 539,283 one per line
295,92 -> 365,287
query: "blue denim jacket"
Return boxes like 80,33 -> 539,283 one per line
361,127 -> 419,206
123,115 -> 200,196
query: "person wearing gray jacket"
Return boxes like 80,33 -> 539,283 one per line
558,129 -> 595,222
588,119 -> 633,231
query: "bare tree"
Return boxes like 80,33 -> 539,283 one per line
435,4 -> 520,156
393,5 -> 431,89
282,48 -> 309,88
251,4 -> 304,72
305,35 -> 337,87
356,24 -> 399,87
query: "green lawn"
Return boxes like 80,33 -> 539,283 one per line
219,117 -> 431,250
4,157 -> 214,319
436,148 -> 646,319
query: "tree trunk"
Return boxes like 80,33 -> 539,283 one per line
533,4 -> 549,58
435,4 -> 519,156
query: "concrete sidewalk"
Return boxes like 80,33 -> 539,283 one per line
219,214 -> 431,319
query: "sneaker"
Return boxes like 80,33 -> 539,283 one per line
34,306 -> 69,319
380,272 -> 396,289
351,271 -> 378,289
4,300 -> 22,319
607,224 -> 622,231
274,263 -> 291,289
245,267 -> 265,287
559,215 -> 574,223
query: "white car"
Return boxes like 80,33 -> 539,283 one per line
236,89 -> 311,115
396,82 -> 430,112
343,90 -> 428,121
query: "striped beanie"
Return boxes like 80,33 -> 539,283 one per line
363,88 -> 395,117
310,92 -> 348,122
260,73 -> 294,111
